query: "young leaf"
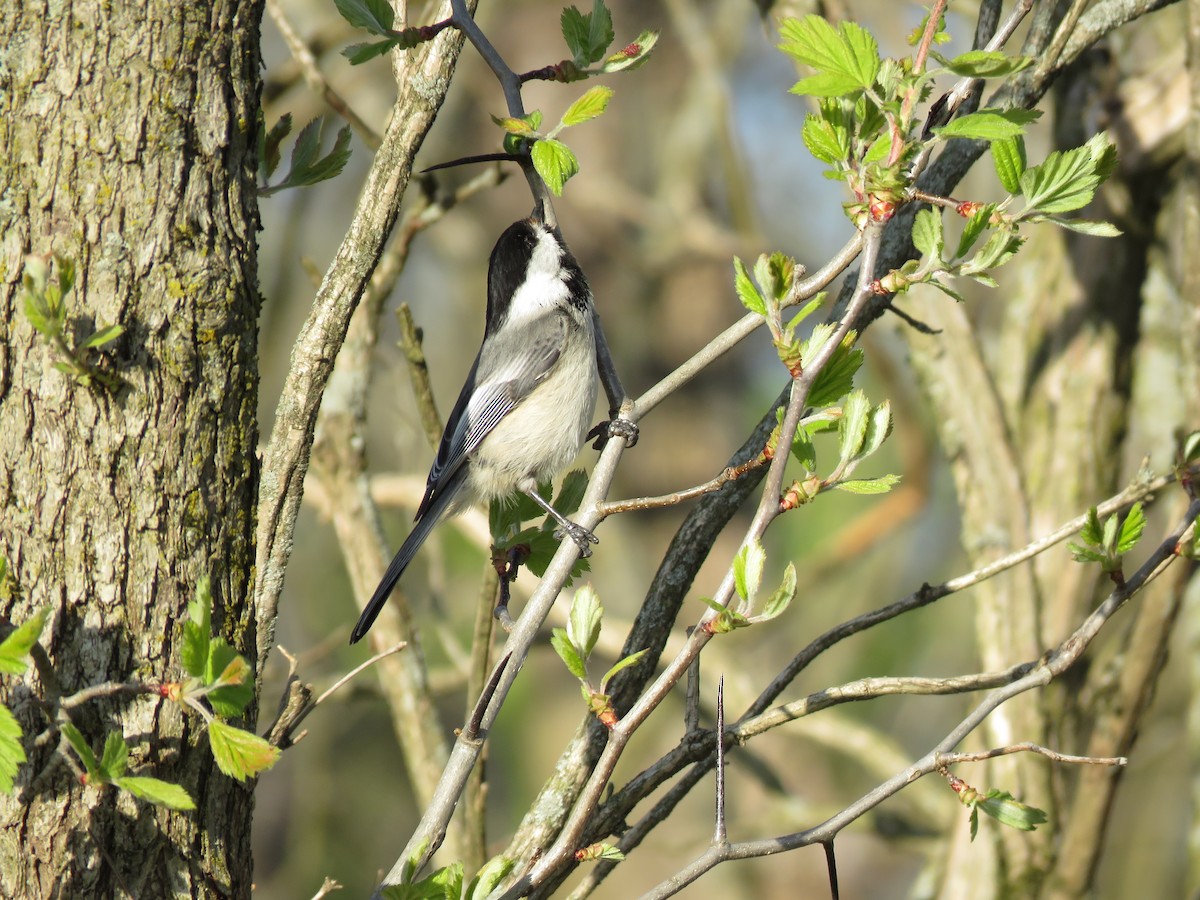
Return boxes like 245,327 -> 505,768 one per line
113,775 -> 196,811
955,204 -> 995,259
567,585 -> 603,660
344,39 -> 400,65
992,136 -> 1026,194
732,540 -> 765,604
733,257 -> 766,316
561,0 -> 614,65
551,628 -> 588,680
834,474 -> 902,494
805,329 -> 864,407
1079,506 -> 1103,546
1019,133 -> 1118,215
99,731 -> 129,780
0,607 -> 48,675
802,113 -> 849,165
1068,542 -> 1105,564
61,723 -> 101,779
81,324 -> 124,349
599,30 -> 659,74
837,389 -> 871,465
206,650 -> 254,718
182,578 -> 213,679
561,85 -> 614,127
858,400 -> 893,461
1116,503 -> 1146,555
934,108 -> 1042,142
779,15 -> 879,94
912,208 -> 944,260
977,789 -> 1048,832
600,648 -> 649,691
208,720 -> 281,781
942,50 -> 1032,78
530,139 -> 580,196
757,562 -> 797,622
1041,218 -> 1121,237
466,855 -> 516,900
334,0 -> 394,34
0,705 -> 26,794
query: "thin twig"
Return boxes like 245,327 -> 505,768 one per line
937,743 -> 1128,768
266,0 -> 381,148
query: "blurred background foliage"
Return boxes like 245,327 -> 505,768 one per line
251,1 -> 1196,897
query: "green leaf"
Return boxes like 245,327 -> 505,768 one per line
955,204 -> 995,259
600,648 -> 648,691
0,705 -> 27,794
99,731 -> 128,780
1079,506 -> 1103,546
261,113 -> 293,177
561,0 -> 614,64
113,775 -> 196,810
942,50 -> 1032,78
802,112 -> 849,164
0,608 -> 48,675
1019,133 -> 1118,215
206,649 -> 254,718
967,228 -> 1023,273
835,474 -> 901,494
858,400 -> 893,461
567,585 -> 602,660
934,108 -> 1042,142
208,720 -> 280,782
334,0 -> 394,34
779,15 -> 879,94
61,722 -> 101,778
757,562 -> 797,622
791,71 -> 867,98
182,577 -> 213,679
530,139 -> 580,196
1041,218 -> 1122,237
912,208 -> 944,260
1068,542 -> 1105,563
786,293 -> 826,332
551,628 -> 588,680
969,805 -> 980,842
554,470 -> 589,519
344,38 -> 399,65
268,122 -> 353,193
733,257 -> 766,316
804,327 -> 864,407
561,85 -> 613,127
54,254 -> 75,297
732,540 -> 765,605
594,844 -> 626,861
599,30 -> 659,74
791,426 -> 817,471
837,389 -> 871,465
754,252 -> 794,303
81,324 -> 124,349
1116,503 -> 1146,555
977,789 -> 1048,832
465,855 -> 516,900
992,137 -> 1026,194
929,278 -> 967,303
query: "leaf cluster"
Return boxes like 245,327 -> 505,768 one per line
386,849 -> 518,899
0,606 -> 48,794
259,115 -> 352,196
175,578 -> 280,781
1068,503 -> 1146,575
62,725 -> 195,810
550,586 -> 648,726
20,255 -> 123,390
701,539 -> 797,634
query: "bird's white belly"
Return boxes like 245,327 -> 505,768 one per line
467,358 -> 599,502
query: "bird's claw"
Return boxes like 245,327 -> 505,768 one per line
589,417 -> 639,450
555,521 -> 599,558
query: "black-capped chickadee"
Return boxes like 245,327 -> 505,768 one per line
350,216 -> 601,644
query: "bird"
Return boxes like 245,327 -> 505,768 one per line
350,216 -> 601,644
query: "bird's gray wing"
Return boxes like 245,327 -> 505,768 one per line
418,311 -> 569,513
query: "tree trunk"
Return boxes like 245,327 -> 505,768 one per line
0,0 -> 263,895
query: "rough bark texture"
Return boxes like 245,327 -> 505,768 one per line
0,0 -> 263,895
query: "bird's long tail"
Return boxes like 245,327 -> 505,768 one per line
349,475 -> 464,644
